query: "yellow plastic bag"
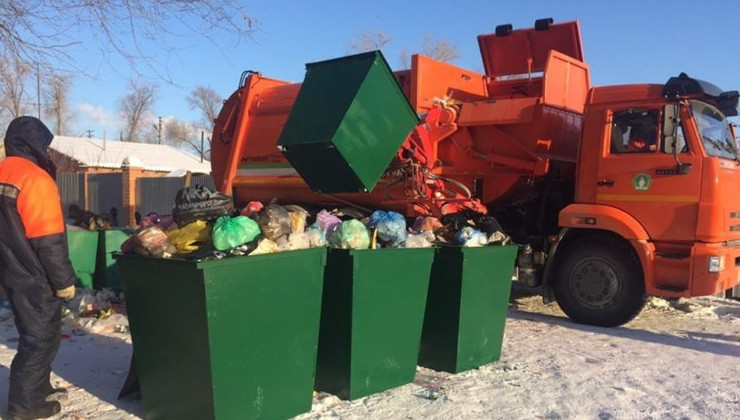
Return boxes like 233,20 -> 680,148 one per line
166,220 -> 212,254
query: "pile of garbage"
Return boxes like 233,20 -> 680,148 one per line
60,288 -> 129,334
121,185 -> 511,260
67,204 -> 118,230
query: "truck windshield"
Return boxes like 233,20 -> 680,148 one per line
690,100 -> 739,160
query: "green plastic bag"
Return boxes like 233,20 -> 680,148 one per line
328,219 -> 370,250
212,216 -> 261,251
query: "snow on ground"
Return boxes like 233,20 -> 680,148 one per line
1,292 -> 739,420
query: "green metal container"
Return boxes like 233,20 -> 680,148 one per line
94,228 -> 133,290
66,228 -> 99,289
116,248 -> 326,420
315,247 -> 434,400
278,51 -> 419,194
418,246 -> 517,373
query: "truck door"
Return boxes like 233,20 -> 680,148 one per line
595,105 -> 701,241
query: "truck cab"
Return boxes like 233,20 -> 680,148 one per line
554,73 -> 740,325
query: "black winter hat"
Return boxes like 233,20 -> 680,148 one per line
4,116 -> 57,178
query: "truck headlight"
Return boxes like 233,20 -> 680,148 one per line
708,256 -> 724,273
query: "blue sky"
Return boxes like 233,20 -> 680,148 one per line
65,0 -> 740,140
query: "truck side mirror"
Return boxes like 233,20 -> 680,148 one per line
677,162 -> 692,174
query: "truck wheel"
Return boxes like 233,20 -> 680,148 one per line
553,236 -> 646,327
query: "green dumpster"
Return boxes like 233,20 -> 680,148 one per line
66,228 -> 99,288
94,228 -> 133,290
418,245 -> 517,373
278,50 -> 419,194
314,247 -> 434,400
116,247 -> 326,420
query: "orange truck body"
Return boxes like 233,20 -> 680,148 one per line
211,19 -> 740,325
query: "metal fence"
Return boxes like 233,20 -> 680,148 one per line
56,173 -> 85,217
88,173 -> 123,215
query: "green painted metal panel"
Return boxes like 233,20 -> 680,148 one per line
94,228 -> 133,290
278,51 -> 419,193
66,229 -> 99,288
418,246 -> 517,373
117,247 -> 326,420
315,248 -> 434,400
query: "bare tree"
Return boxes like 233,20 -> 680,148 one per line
397,36 -> 459,70
398,49 -> 411,70
421,36 -> 459,62
43,73 -> 74,135
165,118 -> 210,160
188,86 -> 221,130
117,80 -> 157,143
187,85 -> 221,158
0,58 -> 31,119
350,30 -> 392,53
0,1 -> 256,77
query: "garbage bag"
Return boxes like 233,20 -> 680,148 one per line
403,230 -> 435,248
140,213 -> 176,231
166,220 -> 212,254
250,237 -> 279,255
487,230 -> 512,246
172,184 -> 233,227
478,216 -> 504,236
410,216 -> 443,233
276,232 -> 311,251
316,209 -> 342,238
367,210 -> 407,247
454,226 -> 488,247
212,215 -> 261,251
328,219 -> 371,249
132,226 -> 177,258
283,204 -> 309,234
305,225 -> 327,247
255,204 -> 292,240
240,201 -> 264,217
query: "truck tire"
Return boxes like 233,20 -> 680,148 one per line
553,235 -> 646,327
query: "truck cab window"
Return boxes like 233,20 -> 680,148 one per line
690,100 -> 738,160
609,109 -> 659,154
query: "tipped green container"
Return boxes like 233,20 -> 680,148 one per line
94,228 -> 133,290
66,228 -> 99,288
278,51 -> 419,194
116,248 -> 326,420
418,246 -> 517,373
315,248 -> 434,400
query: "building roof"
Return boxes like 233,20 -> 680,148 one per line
50,136 -> 211,174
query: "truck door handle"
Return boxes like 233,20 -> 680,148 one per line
597,180 -> 615,187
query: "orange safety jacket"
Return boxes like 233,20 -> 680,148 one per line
0,156 -> 76,291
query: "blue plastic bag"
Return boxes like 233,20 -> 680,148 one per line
367,210 -> 407,247
454,226 -> 488,247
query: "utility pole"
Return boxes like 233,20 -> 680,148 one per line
200,131 -> 204,163
158,116 -> 163,145
36,63 -> 41,119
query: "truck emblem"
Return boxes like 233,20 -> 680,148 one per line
632,173 -> 652,191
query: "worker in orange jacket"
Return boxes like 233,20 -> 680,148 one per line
0,116 -> 76,420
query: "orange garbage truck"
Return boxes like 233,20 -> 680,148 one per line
210,18 -> 740,327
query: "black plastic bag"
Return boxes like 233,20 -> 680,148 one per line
172,185 -> 233,227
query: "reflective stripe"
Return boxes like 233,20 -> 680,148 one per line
0,183 -> 19,199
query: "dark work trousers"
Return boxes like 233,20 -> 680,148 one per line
4,279 -> 61,412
